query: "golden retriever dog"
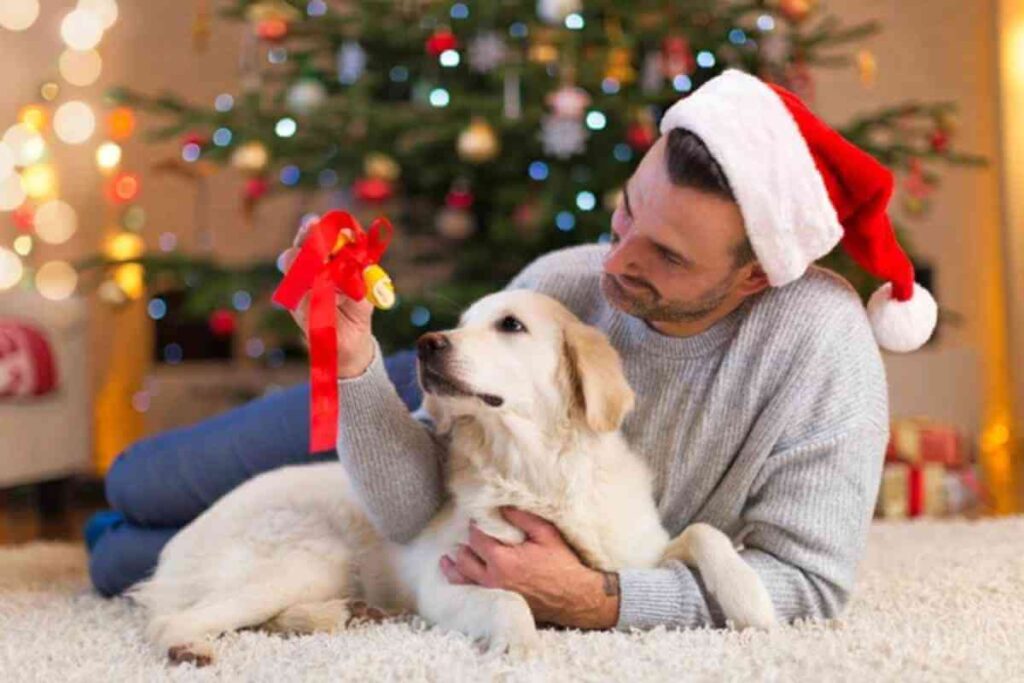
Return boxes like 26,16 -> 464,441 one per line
129,290 -> 774,665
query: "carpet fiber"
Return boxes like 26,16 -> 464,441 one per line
2,518 -> 1023,682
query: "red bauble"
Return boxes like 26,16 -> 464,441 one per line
12,204 -> 34,232
930,129 -> 950,153
660,35 -> 695,78
426,29 -> 458,57
244,177 -> 270,201
353,177 -> 394,202
626,123 -> 657,151
208,309 -> 237,337
0,322 -> 57,398
445,188 -> 474,210
256,18 -> 288,41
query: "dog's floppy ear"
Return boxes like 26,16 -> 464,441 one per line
562,322 -> 635,432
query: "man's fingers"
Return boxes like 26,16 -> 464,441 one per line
440,555 -> 472,585
292,218 -> 316,248
500,507 -> 559,543
453,545 -> 487,583
278,247 -> 300,274
468,523 -> 506,560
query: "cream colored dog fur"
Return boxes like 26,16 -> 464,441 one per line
129,290 -> 774,664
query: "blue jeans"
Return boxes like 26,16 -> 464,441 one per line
89,350 -> 422,597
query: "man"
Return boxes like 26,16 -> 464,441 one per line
92,71 -> 935,628
313,70 -> 936,629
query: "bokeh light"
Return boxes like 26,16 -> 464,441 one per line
34,199 -> 78,244
35,261 -> 78,301
106,171 -> 140,203
3,124 -> 45,166
20,163 -> 58,200
0,0 -> 40,31
60,8 -> 104,50
54,101 -> 96,144
0,174 -> 27,211
78,0 -> 118,30
18,105 -> 48,133
95,141 -> 122,171
0,144 -> 14,181
13,235 -> 32,256
107,107 -> 136,140
105,232 -> 144,260
59,49 -> 103,86
0,248 -> 23,291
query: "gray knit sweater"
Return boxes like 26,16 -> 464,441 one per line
336,243 -> 889,630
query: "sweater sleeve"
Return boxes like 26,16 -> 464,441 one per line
335,336 -> 446,544
615,422 -> 888,630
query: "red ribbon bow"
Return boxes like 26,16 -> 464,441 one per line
272,210 -> 393,452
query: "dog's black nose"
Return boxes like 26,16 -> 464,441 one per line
417,332 -> 451,359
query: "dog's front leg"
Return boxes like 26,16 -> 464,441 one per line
417,569 -> 538,657
470,508 -> 526,546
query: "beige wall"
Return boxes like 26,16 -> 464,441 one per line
0,1 -> 1013,443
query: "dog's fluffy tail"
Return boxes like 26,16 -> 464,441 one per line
662,523 -> 776,630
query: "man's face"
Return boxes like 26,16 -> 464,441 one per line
600,137 -> 760,327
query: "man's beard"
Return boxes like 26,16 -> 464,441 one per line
599,270 -> 736,324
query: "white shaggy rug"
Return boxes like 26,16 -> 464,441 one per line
2,518 -> 1023,682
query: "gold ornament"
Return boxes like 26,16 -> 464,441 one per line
456,118 -> 500,164
231,141 -> 269,173
245,0 -> 300,23
436,207 -> 476,240
777,0 -> 817,23
364,153 -> 401,182
605,47 -> 635,85
857,50 -> 877,88
528,30 -> 560,64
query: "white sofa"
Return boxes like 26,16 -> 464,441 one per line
0,290 -> 91,487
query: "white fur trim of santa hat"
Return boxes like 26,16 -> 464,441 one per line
867,282 -> 938,353
659,69 -> 843,288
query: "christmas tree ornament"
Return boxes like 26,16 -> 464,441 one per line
246,1 -> 299,41
181,131 -> 207,149
660,35 -> 695,78
660,69 -> 938,352
426,28 -> 458,56
513,200 -> 542,238
98,278 -> 129,305
605,47 -> 635,85
364,153 -> 401,182
208,309 -> 237,337
930,129 -> 950,153
106,172 -> 141,204
0,322 -> 57,398
547,84 -> 591,120
243,177 -> 270,202
541,116 -> 587,158
760,31 -> 790,65
337,40 -> 367,84
537,0 -> 581,25
353,177 -> 394,202
13,205 -> 34,233
272,210 -> 396,452
457,117 -> 500,163
903,159 -> 933,215
107,107 -> 136,140
468,32 -> 507,73
857,50 -> 877,87
640,51 -> 663,94
437,181 -> 477,239
777,0 -> 817,23
231,141 -> 269,173
192,0 -> 211,51
286,78 -> 328,115
528,30 -> 560,64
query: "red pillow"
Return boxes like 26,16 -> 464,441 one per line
0,321 -> 58,398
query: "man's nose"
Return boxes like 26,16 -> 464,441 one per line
417,332 -> 451,360
603,234 -> 636,276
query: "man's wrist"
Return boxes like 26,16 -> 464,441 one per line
338,340 -> 376,379
568,569 -> 620,630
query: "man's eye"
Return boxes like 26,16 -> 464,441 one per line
659,249 -> 684,267
498,315 -> 527,333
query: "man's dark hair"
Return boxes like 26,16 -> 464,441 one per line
664,127 -> 756,268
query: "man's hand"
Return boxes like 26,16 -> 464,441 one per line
439,507 -> 620,630
278,218 -> 375,378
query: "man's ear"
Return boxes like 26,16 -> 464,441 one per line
736,263 -> 770,297
562,322 -> 635,433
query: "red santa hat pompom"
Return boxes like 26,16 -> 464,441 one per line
659,69 -> 937,353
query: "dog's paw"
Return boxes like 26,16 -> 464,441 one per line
486,597 -> 540,658
168,642 -> 214,667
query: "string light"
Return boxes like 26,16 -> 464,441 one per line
757,14 -> 776,32
564,13 -> 584,30
214,93 -> 234,112
450,3 -> 469,20
78,0 -> 118,30
0,247 -> 23,291
0,144 -> 13,181
410,306 -> 431,327
60,8 -> 104,50
576,191 -> 596,211
555,211 -> 576,231
275,117 -> 297,138
13,235 -> 32,256
34,199 -> 78,244
95,141 -> 122,171
0,0 -> 40,31
673,75 -> 693,92
35,260 -> 78,301
3,124 -> 45,166
21,164 -> 58,200
147,297 -> 167,320
18,105 -> 48,133
429,88 -> 451,107
54,101 -> 96,144
585,110 -> 607,130
0,174 -> 26,211
439,49 -> 460,68
59,49 -> 103,86
107,107 -> 136,140
697,51 -> 716,69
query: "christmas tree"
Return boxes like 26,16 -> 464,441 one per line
84,0 -> 983,357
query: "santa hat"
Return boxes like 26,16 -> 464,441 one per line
659,69 -> 937,353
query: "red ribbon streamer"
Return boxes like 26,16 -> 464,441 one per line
272,210 -> 393,453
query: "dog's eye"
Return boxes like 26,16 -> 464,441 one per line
497,315 -> 527,333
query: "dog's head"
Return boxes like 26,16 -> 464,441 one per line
417,290 -> 635,435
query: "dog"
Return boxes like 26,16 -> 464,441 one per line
128,289 -> 775,665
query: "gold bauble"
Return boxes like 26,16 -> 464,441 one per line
436,207 -> 476,240
231,141 -> 269,173
605,47 -> 635,85
245,1 -> 301,22
456,118 -> 500,164
364,152 -> 401,182
777,0 -> 817,22
857,50 -> 877,87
